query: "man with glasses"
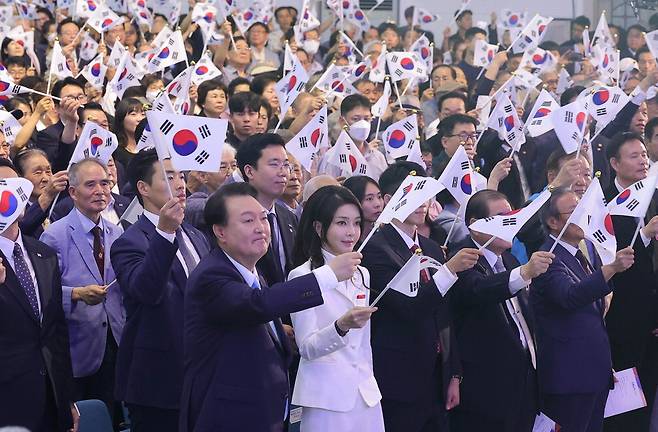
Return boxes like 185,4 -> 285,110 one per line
36,77 -> 88,172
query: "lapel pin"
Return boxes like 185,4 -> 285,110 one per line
36,253 -> 42,258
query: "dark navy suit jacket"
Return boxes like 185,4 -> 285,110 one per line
179,247 -> 324,432
110,215 -> 209,409
530,240 -> 613,395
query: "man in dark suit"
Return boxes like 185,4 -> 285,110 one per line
0,160 -> 79,431
532,187 -> 634,432
237,133 -> 298,286
603,132 -> 658,431
361,161 -> 481,432
449,189 -> 553,431
180,182 -> 361,431
110,149 -> 210,431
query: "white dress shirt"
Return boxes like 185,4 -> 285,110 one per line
142,210 -> 200,276
0,231 -> 40,313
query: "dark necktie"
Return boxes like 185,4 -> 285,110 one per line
575,250 -> 593,275
410,244 -> 431,283
267,212 -> 284,278
92,226 -> 104,279
13,243 -> 39,318
175,229 -> 198,274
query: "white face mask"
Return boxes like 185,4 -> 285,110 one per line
302,39 -> 320,55
145,89 -> 161,103
348,119 -> 371,142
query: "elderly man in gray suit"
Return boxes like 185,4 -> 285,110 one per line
40,158 -> 125,425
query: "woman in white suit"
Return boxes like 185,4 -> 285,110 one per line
288,185 -> 384,432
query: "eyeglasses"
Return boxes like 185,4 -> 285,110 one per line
62,94 -> 88,102
267,161 -> 293,172
447,132 -> 478,142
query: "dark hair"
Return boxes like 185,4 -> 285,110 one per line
545,148 -> 591,175
539,41 -> 560,52
464,189 -> 509,225
227,77 -> 252,96
140,74 -> 163,91
4,56 -> 27,68
204,182 -> 259,228
228,91 -> 262,114
431,64 -> 457,80
76,102 -> 105,127
378,161 -> 426,196
627,24 -> 647,34
464,27 -> 486,40
236,133 -> 286,180
646,117 -> 658,142
13,148 -> 49,176
0,157 -> 18,176
377,22 -> 398,35
5,96 -> 31,112
292,185 -> 364,269
606,131 -> 646,162
248,22 -> 270,34
559,85 -> 585,106
197,79 -> 227,107
572,15 -> 590,28
343,175 -> 380,203
455,9 -> 472,20
57,17 -> 80,35
437,91 -> 467,112
438,113 -> 477,137
51,77 -> 84,105
251,74 -> 278,96
126,148 -> 158,205
636,46 -> 652,61
340,94 -> 371,117
114,98 -> 144,148
540,187 -> 574,234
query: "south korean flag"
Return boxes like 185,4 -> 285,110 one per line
386,52 -> 428,82
586,85 -> 629,134
324,131 -> 370,178
607,165 -> 658,218
525,89 -> 558,138
147,111 -> 229,173
275,55 -> 310,114
383,114 -> 418,159
69,121 -> 119,167
146,30 -> 187,73
0,177 -> 33,234
0,110 -> 23,145
285,106 -> 328,172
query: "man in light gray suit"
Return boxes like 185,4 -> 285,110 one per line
40,158 -> 125,425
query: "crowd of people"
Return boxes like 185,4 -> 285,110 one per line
3,0 -> 658,431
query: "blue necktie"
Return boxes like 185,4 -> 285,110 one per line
13,243 -> 39,319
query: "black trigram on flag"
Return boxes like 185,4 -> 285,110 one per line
460,161 -> 470,170
592,229 -> 608,244
160,119 -> 174,135
394,69 -> 403,77
152,59 -> 161,67
318,115 -> 326,124
15,186 -> 27,201
358,163 -> 367,174
394,198 -> 407,211
0,221 -> 7,231
633,181 -> 644,191
403,121 -> 414,131
484,216 -> 495,222
541,101 -> 552,108
57,64 -> 64,72
390,54 -> 399,62
596,108 -> 607,116
531,119 -> 543,126
194,150 -> 210,164
503,104 -> 513,113
502,217 -> 517,226
507,131 -> 516,141
339,154 -> 347,164
199,125 -> 211,139
0,179 -> 8,186
299,136 -> 308,149
571,132 -> 580,141
414,180 -> 427,190
3,128 -> 12,138
409,281 -> 419,294
612,94 -> 621,103
452,176 -> 458,188
626,198 -> 640,211
105,137 -> 113,147
10,85 -> 20,94
294,80 -> 305,92
155,102 -> 165,111
565,111 -> 574,123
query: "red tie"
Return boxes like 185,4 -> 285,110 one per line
410,244 -> 431,283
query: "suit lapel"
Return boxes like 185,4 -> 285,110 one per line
0,248 -> 39,324
26,243 -> 52,317
274,204 -> 295,268
381,225 -> 413,267
69,214 -> 103,284
113,194 -> 127,218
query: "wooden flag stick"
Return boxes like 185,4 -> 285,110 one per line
357,223 -> 380,253
477,235 -> 496,251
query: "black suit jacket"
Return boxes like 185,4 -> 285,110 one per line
449,237 -> 536,420
361,224 -> 460,404
256,203 -> 298,286
49,192 -> 131,223
604,185 -> 658,370
0,234 -> 74,431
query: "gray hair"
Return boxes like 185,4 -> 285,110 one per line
68,158 -> 108,187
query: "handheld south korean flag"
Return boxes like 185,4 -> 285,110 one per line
510,14 -> 553,54
146,30 -> 187,73
586,85 -> 629,134
371,252 -> 443,305
69,121 -> 119,167
0,79 -> 29,97
275,55 -> 309,114
190,54 -> 223,86
376,174 -> 445,226
519,47 -> 556,74
488,92 -> 526,152
325,130 -> 369,178
550,98 -> 588,154
109,56 -> 142,99
469,188 -> 552,243
386,52 -> 427,82
147,111 -> 229,173
0,110 -> 24,145
526,89 -> 558,138
607,166 -> 658,218
473,39 -> 499,68
410,35 -> 433,77
87,6 -> 124,33
436,145 -> 476,207
313,63 -> 358,97
383,114 -> 418,159
50,40 -> 73,80
501,9 -> 527,28
81,55 -> 108,89
286,105 -> 328,172
0,178 -> 33,234
412,7 -> 439,26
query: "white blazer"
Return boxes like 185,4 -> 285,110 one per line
289,251 -> 382,412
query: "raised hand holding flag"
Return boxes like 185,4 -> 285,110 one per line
383,114 -> 418,159
473,39 -> 499,68
285,106 -> 328,172
69,121 -> 119,167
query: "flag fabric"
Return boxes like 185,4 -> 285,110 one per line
383,114 -> 418,159
607,168 -> 658,218
526,89 -> 558,138
283,42 -> 294,72
410,34 -> 433,77
501,9 -> 527,28
586,85 -> 629,134
0,6 -> 13,24
286,106 -> 328,172
0,110 -> 24,145
119,196 -> 144,225
216,0 -> 236,19
593,12 -> 614,48
107,41 -> 126,69
129,0 -> 153,28
298,0 -> 320,32
510,14 -> 553,54
375,174 -> 445,225
87,6 -> 124,33
0,79 -> 29,97
165,66 -> 192,99
557,68 -> 573,96
412,7 -> 439,26
592,43 -> 619,85
150,26 -> 173,51
405,140 -> 426,170
0,177 -> 33,234
313,64 -> 357,97
69,121 -> 119,166
469,189 -> 552,243
75,0 -> 101,19
550,99 -> 588,154
325,131 -> 369,178
345,8 -> 369,32
346,61 -> 370,83
473,39 -> 499,68
152,0 -> 181,26
109,55 -> 141,98
146,30 -> 187,73
566,178 -> 617,265
79,31 -> 99,61
138,93 -> 175,151
232,8 -> 260,35
190,54 -> 222,86
519,47 -> 557,74
147,111 -> 229,173
436,146 -> 475,206
385,253 -> 443,298
50,41 -> 73,80
275,55 -> 310,114
80,55 -> 108,89
368,43 -> 387,83
191,2 -> 217,25
371,79 -> 391,117
386,52 -> 427,82
106,0 -> 128,13
16,1 -> 38,20
487,93 -> 526,152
